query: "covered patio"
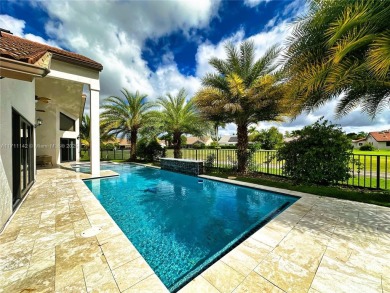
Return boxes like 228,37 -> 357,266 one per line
0,29 -> 103,231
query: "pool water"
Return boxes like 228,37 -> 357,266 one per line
83,164 -> 298,292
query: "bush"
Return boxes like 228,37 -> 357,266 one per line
205,153 -> 216,171
193,142 -> 206,149
278,119 -> 353,185
359,143 -> 375,151
136,139 -> 164,161
218,145 -> 237,149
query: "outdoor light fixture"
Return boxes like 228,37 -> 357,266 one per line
35,118 -> 43,128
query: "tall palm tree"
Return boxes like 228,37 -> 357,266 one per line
155,88 -> 206,158
195,41 -> 292,172
284,0 -> 390,117
101,89 -> 153,161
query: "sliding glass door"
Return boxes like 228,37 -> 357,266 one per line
60,138 -> 76,162
12,109 -> 34,207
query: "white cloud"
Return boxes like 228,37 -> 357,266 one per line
0,14 -> 25,36
194,19 -> 291,77
243,0 -> 272,8
0,14 -> 59,47
250,98 -> 390,134
31,0 -> 221,102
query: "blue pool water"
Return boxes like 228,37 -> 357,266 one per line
82,164 -> 298,291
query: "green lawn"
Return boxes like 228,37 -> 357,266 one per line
207,171 -> 390,208
353,149 -> 390,155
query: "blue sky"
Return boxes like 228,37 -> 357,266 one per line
1,0 -> 389,134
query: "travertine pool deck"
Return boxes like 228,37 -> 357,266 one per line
0,167 -> 389,292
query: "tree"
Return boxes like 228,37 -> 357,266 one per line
278,119 -> 353,185
154,88 -> 206,158
80,114 -> 115,149
284,0 -> 390,118
136,138 -> 164,161
101,89 -> 153,161
257,127 -> 284,150
195,41 -> 293,172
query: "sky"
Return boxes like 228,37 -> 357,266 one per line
1,0 -> 389,136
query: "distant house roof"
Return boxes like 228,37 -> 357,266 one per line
117,138 -> 131,146
186,136 -> 211,145
0,29 -> 103,71
283,137 -> 298,143
186,137 -> 203,145
352,138 -> 366,143
219,135 -> 237,144
369,130 -> 390,142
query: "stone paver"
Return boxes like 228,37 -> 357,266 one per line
0,167 -> 388,293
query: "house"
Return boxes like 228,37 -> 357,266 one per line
185,136 -> 212,147
366,131 -> 390,149
351,137 -> 367,148
117,138 -> 131,149
218,135 -> 237,146
0,29 -> 103,229
351,130 -> 390,149
283,137 -> 298,143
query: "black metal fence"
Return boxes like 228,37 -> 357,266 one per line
166,149 -> 390,190
80,148 -> 390,190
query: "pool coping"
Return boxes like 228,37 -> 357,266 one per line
1,163 -> 388,292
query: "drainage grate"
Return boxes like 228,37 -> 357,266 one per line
81,226 -> 102,238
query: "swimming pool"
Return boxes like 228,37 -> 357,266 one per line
83,163 -> 298,292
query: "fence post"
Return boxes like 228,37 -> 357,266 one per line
114,149 -> 116,160
196,149 -> 198,160
377,156 -> 380,189
122,149 -> 123,160
216,148 -> 219,171
267,152 -> 270,174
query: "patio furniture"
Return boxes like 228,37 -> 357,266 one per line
36,155 -> 53,166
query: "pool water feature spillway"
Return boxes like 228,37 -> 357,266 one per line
83,163 -> 298,292
160,158 -> 204,175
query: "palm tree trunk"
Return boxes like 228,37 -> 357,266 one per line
173,132 -> 182,158
130,129 -> 138,161
237,124 -> 248,173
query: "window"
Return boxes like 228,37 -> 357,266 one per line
386,142 -> 390,147
359,143 -> 363,146
60,113 -> 75,131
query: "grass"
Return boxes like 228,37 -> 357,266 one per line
353,149 -> 390,155
207,171 -> 390,207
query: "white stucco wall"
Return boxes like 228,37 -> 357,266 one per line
0,77 -> 35,229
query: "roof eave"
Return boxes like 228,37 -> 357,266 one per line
51,53 -> 103,72
0,57 -> 49,82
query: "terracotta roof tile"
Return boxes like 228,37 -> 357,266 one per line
0,31 -> 103,71
369,131 -> 390,142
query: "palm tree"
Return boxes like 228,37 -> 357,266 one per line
284,0 -> 390,117
80,114 -> 115,149
80,114 -> 91,149
194,41 -> 292,172
155,88 -> 206,158
101,89 -> 153,161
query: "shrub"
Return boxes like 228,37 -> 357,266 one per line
205,153 -> 216,171
278,119 -> 353,185
359,143 -> 375,151
193,142 -> 206,149
136,138 -> 163,161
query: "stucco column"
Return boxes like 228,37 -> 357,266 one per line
90,89 -> 100,175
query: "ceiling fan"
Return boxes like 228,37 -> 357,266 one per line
36,109 -> 45,112
35,95 -> 51,103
